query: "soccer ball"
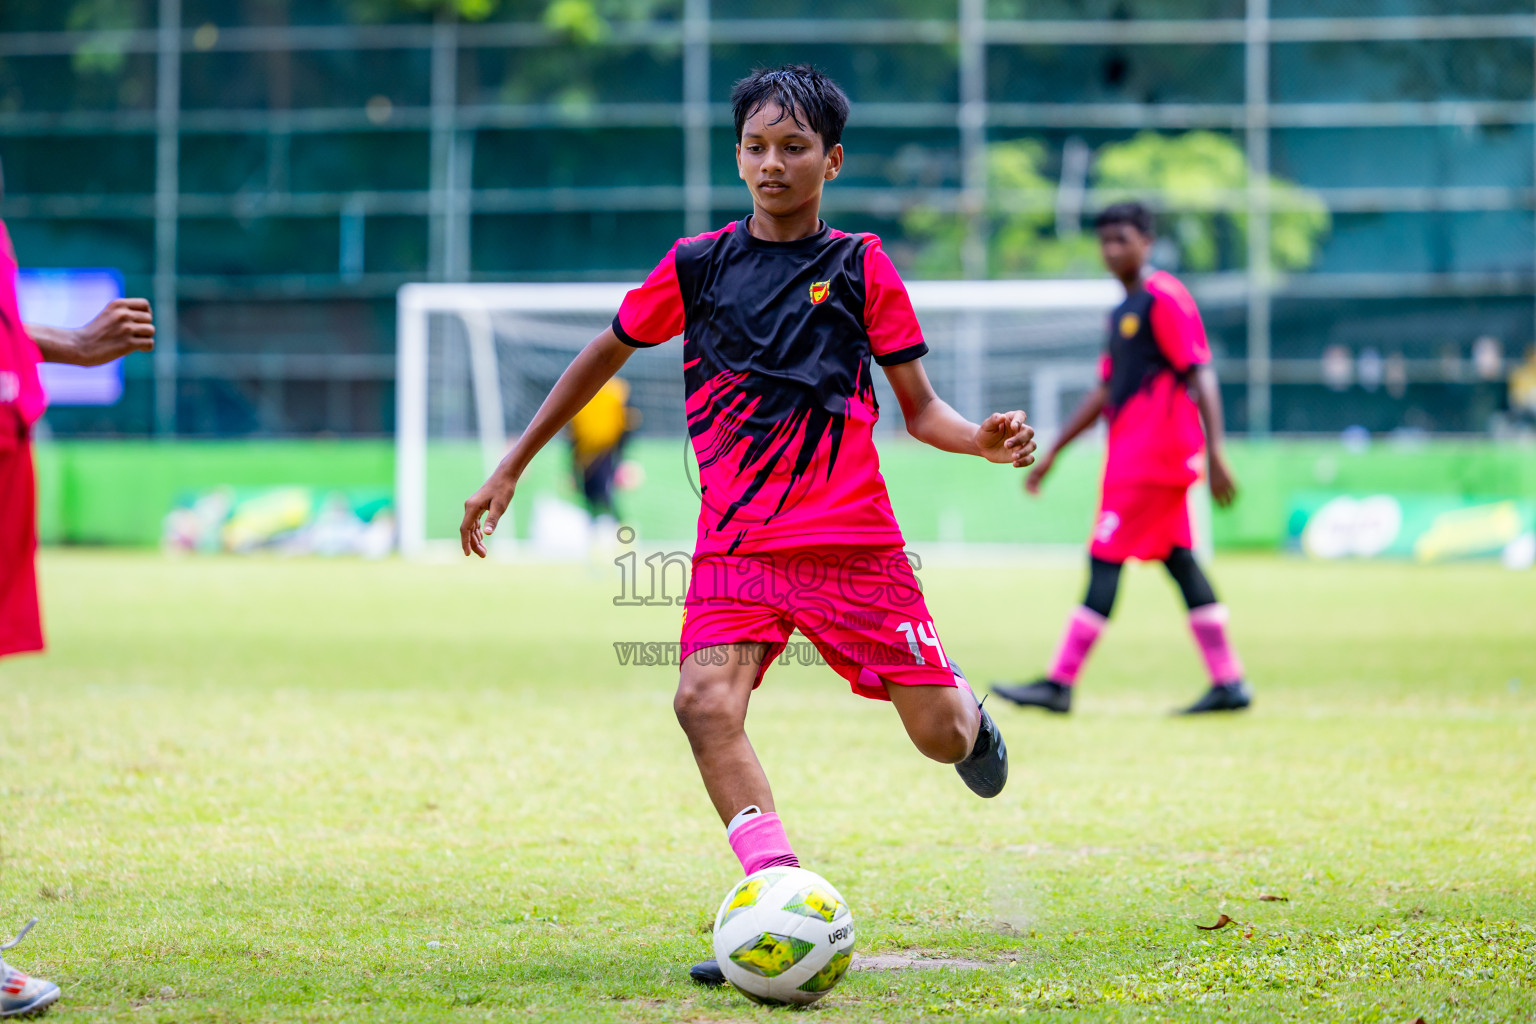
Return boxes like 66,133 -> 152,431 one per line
711,866 -> 855,1005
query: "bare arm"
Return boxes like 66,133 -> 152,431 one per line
1193,364 -> 1237,506
28,298 -> 155,366
460,327 -> 635,556
1024,383 -> 1107,495
882,358 -> 1035,466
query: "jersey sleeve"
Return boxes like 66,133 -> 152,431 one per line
862,239 -> 929,366
612,243 -> 685,348
1146,272 -> 1211,372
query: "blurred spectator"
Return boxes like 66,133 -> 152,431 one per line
1384,352 -> 1408,400
1322,345 -> 1352,391
1510,345 -> 1536,426
1473,336 -> 1504,381
1358,348 -> 1384,393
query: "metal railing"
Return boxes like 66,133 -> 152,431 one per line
1,2 -> 1533,435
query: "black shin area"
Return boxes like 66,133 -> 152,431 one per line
1164,546 -> 1217,610
1083,557 -> 1123,619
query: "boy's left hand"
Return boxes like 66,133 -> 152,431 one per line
976,411 -> 1036,467
1208,451 -> 1238,507
73,298 -> 156,366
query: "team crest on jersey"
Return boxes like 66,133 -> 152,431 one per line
808,280 -> 831,304
1118,313 -> 1140,338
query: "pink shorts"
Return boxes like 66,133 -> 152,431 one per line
1089,483 -> 1193,564
680,547 -> 960,700
0,421 -> 43,660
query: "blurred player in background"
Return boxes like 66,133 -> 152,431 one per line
1510,344 -> 1536,428
567,376 -> 638,525
992,201 -> 1251,716
0,164 -> 157,1016
462,65 -> 1035,987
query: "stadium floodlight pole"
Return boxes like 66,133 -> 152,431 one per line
153,0 -> 181,436
955,0 -> 988,420
427,10 -> 461,283
682,0 -> 711,238
1244,0 -> 1273,437
958,0 -> 987,281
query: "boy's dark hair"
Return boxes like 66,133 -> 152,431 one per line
1094,201 -> 1155,238
731,65 -> 851,152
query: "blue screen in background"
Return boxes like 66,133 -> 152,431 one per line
17,269 -> 125,406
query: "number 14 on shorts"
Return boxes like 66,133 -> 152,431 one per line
895,621 -> 947,667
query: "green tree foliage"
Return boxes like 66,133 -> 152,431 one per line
348,0 -> 674,26
66,0 -> 151,75
903,139 -> 1101,279
1094,131 -> 1331,274
904,131 -> 1331,279
988,0 -> 1242,15
348,0 -> 502,20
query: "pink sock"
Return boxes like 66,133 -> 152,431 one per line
1189,604 -> 1244,684
1046,606 -> 1107,685
727,809 -> 799,875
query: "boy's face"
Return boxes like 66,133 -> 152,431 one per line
736,102 -> 842,218
1097,222 -> 1151,279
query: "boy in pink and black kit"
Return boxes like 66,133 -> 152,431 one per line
992,202 -> 1251,716
461,66 -> 1037,985
1,164 -> 157,1016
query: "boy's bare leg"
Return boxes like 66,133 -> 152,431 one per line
886,672 -> 1008,798
885,679 -> 981,764
674,643 -> 775,824
677,642 -> 800,986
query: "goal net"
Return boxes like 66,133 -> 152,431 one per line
396,279 -> 1148,559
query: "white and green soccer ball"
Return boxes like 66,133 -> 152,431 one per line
711,866 -> 855,1006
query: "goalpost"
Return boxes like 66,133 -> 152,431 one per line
393,278 -> 1207,560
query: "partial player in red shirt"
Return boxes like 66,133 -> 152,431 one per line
0,178 -> 157,1017
992,202 -> 1251,716
460,66 -> 1038,987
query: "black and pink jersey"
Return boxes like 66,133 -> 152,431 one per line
614,218 -> 927,558
0,222 -> 45,430
1097,270 -> 1211,489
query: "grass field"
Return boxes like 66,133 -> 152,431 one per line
2,550 -> 1533,1023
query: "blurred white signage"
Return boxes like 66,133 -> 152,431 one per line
16,268 -> 125,406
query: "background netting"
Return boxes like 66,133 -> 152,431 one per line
422,305 -> 1111,443
405,283 -> 1119,551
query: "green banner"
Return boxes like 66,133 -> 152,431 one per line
1288,492 -> 1535,566
163,486 -> 394,557
29,437 -> 1536,553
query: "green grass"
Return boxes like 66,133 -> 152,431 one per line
2,550 -> 1533,1023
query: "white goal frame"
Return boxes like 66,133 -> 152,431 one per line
396,279 -> 1126,559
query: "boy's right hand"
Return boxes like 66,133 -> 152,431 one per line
1023,449 -> 1055,496
461,476 -> 516,558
